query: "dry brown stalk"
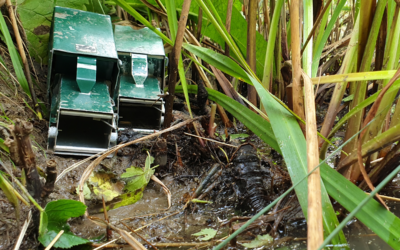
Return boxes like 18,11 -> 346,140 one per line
164,0 -> 192,128
356,67 -> 400,210
5,0 -> 41,119
246,0 -> 258,110
290,0 -> 306,134
120,221 -> 159,250
302,71 -> 323,249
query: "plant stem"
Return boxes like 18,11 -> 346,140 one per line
246,0 -> 258,109
164,0 -> 192,128
290,0 -> 306,134
5,0 -> 42,119
303,71 -> 324,249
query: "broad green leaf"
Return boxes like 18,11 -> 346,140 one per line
124,174 -> 147,192
122,153 -> 157,192
104,191 -> 143,211
192,228 -> 217,241
242,234 -> 273,248
175,85 -> 279,153
121,166 -> 144,178
38,200 -> 89,248
16,0 -> 102,64
0,12 -> 30,96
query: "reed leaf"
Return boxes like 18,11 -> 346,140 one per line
0,172 -> 20,223
261,0 -> 284,90
302,0 -> 313,76
311,0 -> 346,77
176,84 -> 400,248
175,85 -> 279,151
114,0 -> 173,45
0,12 -> 30,97
165,0 -> 178,43
325,80 -> 400,145
183,43 -> 251,84
311,70 -> 397,84
248,75 -> 348,246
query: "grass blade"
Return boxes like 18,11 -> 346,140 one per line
175,85 -> 279,152
311,0 -> 347,77
319,164 -> 400,250
250,75 -> 347,246
183,43 -> 251,84
175,85 -> 400,248
114,0 -> 173,45
0,12 -> 30,97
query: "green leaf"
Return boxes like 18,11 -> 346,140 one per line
195,0 -> 267,78
122,153 -> 157,192
178,84 -> 400,249
75,182 -> 91,200
250,75 -> 348,246
0,12 -> 30,96
39,211 -> 48,237
230,134 -> 249,140
0,138 -> 9,153
124,174 -> 147,192
104,191 -> 143,211
38,200 -> 89,248
242,234 -> 273,248
192,228 -> 217,241
178,54 -> 193,117
0,173 -> 20,221
328,79 -> 400,140
183,43 -> 251,84
311,0 -> 347,77
121,166 -> 144,178
175,85 -> 279,153
191,198 -> 212,204
17,0 -> 90,64
320,164 -> 400,249
165,0 -> 177,43
342,94 -> 354,102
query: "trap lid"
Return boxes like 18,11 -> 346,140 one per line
51,6 -> 118,59
114,25 -> 165,56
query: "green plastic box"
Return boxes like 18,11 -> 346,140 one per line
47,7 -> 119,156
114,25 -> 167,133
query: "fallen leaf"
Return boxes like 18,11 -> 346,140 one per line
192,228 -> 217,241
242,234 -> 273,248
